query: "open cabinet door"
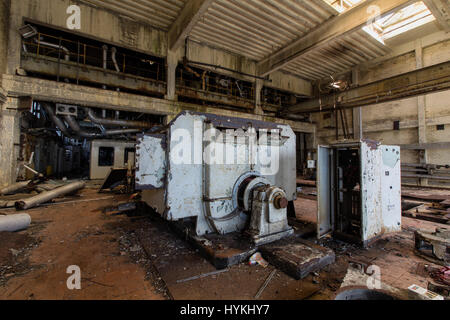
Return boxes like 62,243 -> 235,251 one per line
317,145 -> 333,238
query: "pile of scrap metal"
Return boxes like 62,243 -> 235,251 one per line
414,227 -> 450,266
402,190 -> 450,225
98,166 -> 135,194
0,180 -> 85,210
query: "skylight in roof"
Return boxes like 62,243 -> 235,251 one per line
363,1 -> 436,44
323,0 -> 365,14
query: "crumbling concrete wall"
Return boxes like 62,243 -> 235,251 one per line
5,0 -> 167,76
184,41 -> 312,96
315,35 -> 450,171
0,98 -> 21,187
5,0 -> 311,97
0,0 -> 10,83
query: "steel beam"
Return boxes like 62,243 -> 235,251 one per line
287,61 -> 450,114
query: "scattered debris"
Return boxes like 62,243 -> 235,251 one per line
0,181 -> 32,196
408,284 -> 444,300
99,168 -> 134,193
176,269 -> 229,284
0,214 -> 31,232
254,269 -> 277,299
429,266 -> 450,286
259,237 -> 335,280
414,228 -> 450,265
102,201 -> 137,216
15,181 -> 86,210
248,252 -> 269,268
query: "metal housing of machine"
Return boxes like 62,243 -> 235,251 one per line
135,111 -> 296,241
317,139 -> 402,246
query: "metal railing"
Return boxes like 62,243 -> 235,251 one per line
22,32 -> 165,82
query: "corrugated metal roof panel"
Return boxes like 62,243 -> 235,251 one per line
281,29 -> 391,80
80,0 -> 188,30
189,0 -> 338,60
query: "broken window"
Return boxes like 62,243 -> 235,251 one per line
323,0 -> 365,14
363,1 -> 436,43
98,147 -> 114,167
124,148 -> 135,165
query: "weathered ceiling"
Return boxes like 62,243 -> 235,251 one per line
82,0 -> 442,81
80,0 -> 188,30
189,0 -> 338,61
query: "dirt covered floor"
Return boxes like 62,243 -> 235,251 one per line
0,185 -> 448,300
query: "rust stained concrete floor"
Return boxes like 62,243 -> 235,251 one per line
295,197 -> 447,299
0,188 -> 447,300
0,189 -> 165,300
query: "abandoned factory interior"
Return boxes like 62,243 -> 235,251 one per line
0,0 -> 449,303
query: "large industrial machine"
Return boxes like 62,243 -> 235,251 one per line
135,111 -> 296,245
317,140 -> 402,246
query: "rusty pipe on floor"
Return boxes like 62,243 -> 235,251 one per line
0,214 -> 31,232
15,181 -> 86,210
86,108 -> 155,129
64,115 -> 140,138
0,181 -> 32,196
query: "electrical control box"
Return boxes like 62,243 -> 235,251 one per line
317,140 -> 401,246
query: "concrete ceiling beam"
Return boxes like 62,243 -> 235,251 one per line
168,0 -> 214,51
257,0 -> 416,77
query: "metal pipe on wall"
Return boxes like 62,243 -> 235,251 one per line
86,108 -> 155,129
111,47 -> 120,72
64,115 -> 140,138
34,38 -> 70,61
41,102 -> 72,137
102,45 -> 108,70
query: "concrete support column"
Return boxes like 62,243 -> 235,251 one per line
352,68 -> 362,140
415,40 -> 428,185
0,97 -> 22,187
0,0 -> 11,85
254,79 -> 264,115
5,0 -> 20,76
166,50 -> 178,101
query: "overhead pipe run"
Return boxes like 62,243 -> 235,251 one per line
64,115 -> 140,138
86,108 -> 155,129
34,38 -> 70,61
43,103 -> 151,138
41,102 -> 72,137
111,47 -> 120,72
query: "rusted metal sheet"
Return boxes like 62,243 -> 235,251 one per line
260,237 -> 335,280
